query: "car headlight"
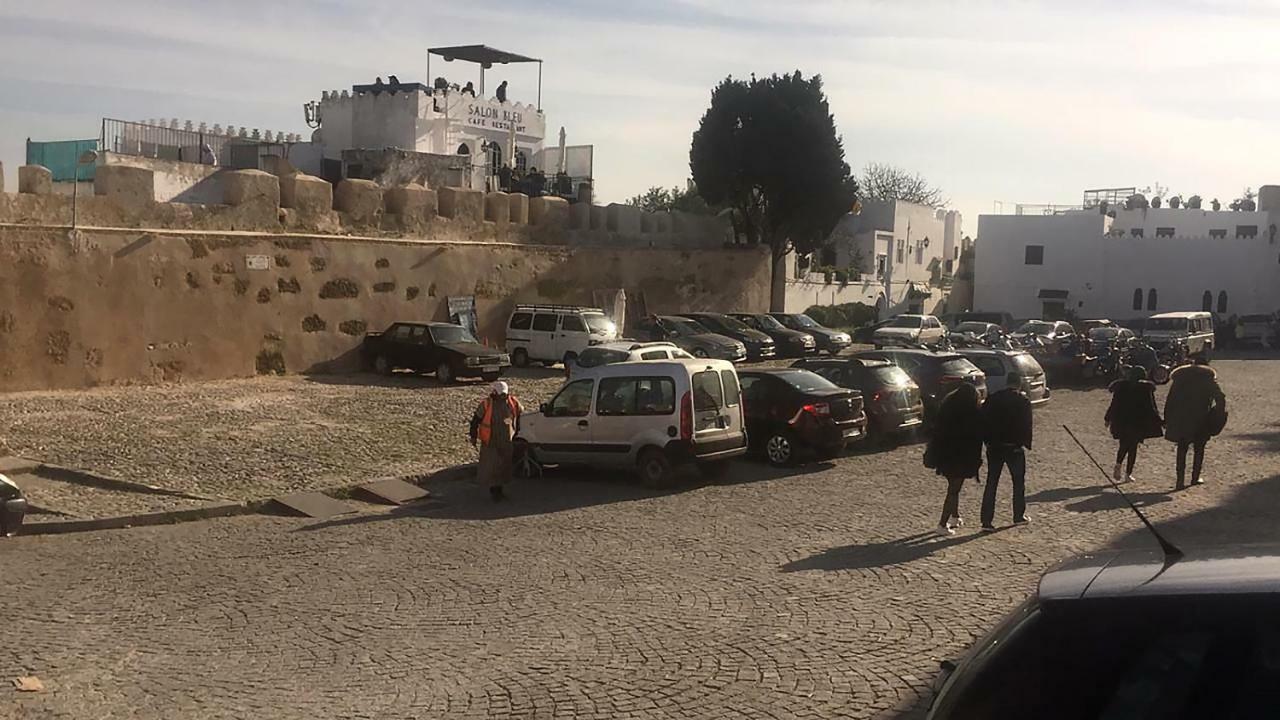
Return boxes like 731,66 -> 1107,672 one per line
465,357 -> 481,366
499,354 -> 511,364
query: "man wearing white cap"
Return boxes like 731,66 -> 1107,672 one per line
469,380 -> 523,501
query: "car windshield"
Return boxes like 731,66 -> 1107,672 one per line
956,322 -> 992,334
1017,321 -> 1055,335
584,313 -> 615,335
935,596 -> 1280,719
430,325 -> 478,345
1146,318 -> 1190,332
665,319 -> 708,337
871,366 -> 913,386
1089,327 -> 1120,340
577,348 -> 629,368
691,315 -> 729,333
886,316 -> 923,329
775,370 -> 838,393
940,358 -> 981,375
782,314 -> 820,329
715,315 -> 751,332
754,314 -> 787,331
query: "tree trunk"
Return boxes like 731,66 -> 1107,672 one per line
770,247 -> 788,312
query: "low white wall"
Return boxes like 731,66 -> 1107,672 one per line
784,277 -> 948,316
101,152 -> 224,204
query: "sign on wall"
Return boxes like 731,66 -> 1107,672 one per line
463,101 -> 542,138
246,255 -> 271,271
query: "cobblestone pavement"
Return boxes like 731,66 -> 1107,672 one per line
2,361 -> 1277,719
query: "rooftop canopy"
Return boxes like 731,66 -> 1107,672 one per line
428,45 -> 541,66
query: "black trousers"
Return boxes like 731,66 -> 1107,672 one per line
982,444 -> 1027,527
1176,440 -> 1207,487
1115,440 -> 1139,476
939,476 -> 965,527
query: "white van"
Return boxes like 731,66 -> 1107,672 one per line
506,304 -> 619,367
1144,312 -> 1215,356
515,358 -> 748,486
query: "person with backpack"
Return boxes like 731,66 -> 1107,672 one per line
1105,365 -> 1164,483
979,385 -> 1033,531
1164,355 -> 1227,489
925,384 -> 984,536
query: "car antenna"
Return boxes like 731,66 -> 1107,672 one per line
1063,425 -> 1183,560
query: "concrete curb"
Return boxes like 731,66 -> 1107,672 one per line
20,501 -> 257,536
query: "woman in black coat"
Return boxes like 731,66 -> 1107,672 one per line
1105,365 -> 1164,482
926,383 -> 984,536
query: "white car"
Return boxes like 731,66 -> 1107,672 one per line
873,314 -> 947,347
505,304 -> 619,368
956,348 -> 1050,405
567,341 -> 693,378
516,359 -> 748,486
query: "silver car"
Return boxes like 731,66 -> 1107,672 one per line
957,348 -> 1050,405
632,316 -> 747,362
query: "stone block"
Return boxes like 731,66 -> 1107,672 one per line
438,187 -> 484,222
223,169 -> 280,207
534,196 -> 573,227
18,165 -> 53,195
590,205 -> 608,231
279,173 -> 332,213
384,183 -> 438,217
607,203 -> 642,235
93,164 -> 154,205
334,179 -> 384,225
484,192 -> 511,223
507,193 -> 530,225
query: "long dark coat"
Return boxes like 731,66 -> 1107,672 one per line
1164,365 -> 1226,443
927,388 -> 984,479
1105,379 -> 1164,443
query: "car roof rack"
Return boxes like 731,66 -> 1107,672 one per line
513,303 -> 605,313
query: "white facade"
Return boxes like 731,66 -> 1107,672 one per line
974,187 -> 1280,320
314,84 -> 547,169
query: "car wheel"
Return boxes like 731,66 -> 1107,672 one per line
374,354 -> 392,376
693,348 -> 709,359
764,432 -> 796,467
511,348 -> 530,368
436,362 -> 455,384
637,448 -> 674,488
698,460 -> 731,480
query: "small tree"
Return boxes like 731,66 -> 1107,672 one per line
1186,195 -> 1203,209
1168,195 -> 1182,209
1211,198 -> 1222,211
626,183 -> 715,214
1152,196 -> 1162,209
627,186 -> 674,212
691,71 -> 858,310
859,163 -> 947,207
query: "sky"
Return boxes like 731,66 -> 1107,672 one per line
4,0 -> 1280,231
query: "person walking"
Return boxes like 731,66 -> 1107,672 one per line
1164,356 -> 1226,489
925,384 -> 984,536
469,381 -> 523,501
979,385 -> 1033,531
1105,365 -> 1164,483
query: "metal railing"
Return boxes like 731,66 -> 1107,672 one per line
99,118 -> 285,170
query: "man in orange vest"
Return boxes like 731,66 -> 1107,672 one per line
469,381 -> 523,501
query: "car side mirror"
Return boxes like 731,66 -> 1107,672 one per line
539,402 -> 549,415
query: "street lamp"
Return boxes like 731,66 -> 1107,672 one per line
71,149 -> 98,231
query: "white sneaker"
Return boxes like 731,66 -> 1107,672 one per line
1113,463 -> 1123,483
936,524 -> 956,537
950,517 -> 965,528
1125,474 -> 1136,483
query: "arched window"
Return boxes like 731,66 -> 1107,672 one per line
1218,291 -> 1229,314
515,150 -> 528,173
1202,291 -> 1213,312
1147,289 -> 1158,311
486,142 -> 503,175
456,142 -> 470,155
1132,289 -> 1143,311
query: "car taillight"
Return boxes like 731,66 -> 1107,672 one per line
939,375 -> 965,383
680,391 -> 693,440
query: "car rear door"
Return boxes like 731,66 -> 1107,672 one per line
690,365 -> 741,452
593,374 -> 677,465
386,324 -> 415,367
529,313 -> 559,361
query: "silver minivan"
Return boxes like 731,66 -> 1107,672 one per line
1144,311 -> 1215,356
516,359 -> 748,486
506,304 -> 619,368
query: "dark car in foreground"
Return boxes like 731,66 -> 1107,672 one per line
852,348 -> 986,423
929,545 -> 1280,719
631,316 -> 747,362
363,321 -> 510,383
729,313 -> 817,357
769,313 -> 852,355
738,368 -> 867,465
791,357 -> 924,442
679,312 -> 776,361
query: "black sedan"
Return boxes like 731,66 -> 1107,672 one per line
729,313 -> 817,357
851,348 -> 986,424
792,357 -> 925,442
929,545 -> 1280,718
770,313 -> 852,355
738,368 -> 867,466
679,312 -> 776,361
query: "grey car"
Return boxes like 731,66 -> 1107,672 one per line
631,316 -> 747,362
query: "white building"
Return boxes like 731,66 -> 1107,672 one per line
974,186 -> 1280,320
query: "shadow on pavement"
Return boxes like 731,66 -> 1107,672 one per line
1062,490 -> 1173,514
780,530 -> 986,573
1026,485 -> 1108,503
295,460 -> 827,531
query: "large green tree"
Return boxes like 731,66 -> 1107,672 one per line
690,71 -> 858,310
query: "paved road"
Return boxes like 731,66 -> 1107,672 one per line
3,361 -> 1277,719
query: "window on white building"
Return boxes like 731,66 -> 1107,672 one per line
1130,228 -> 1144,238
896,240 -> 905,265
1025,245 -> 1044,265
1236,225 -> 1258,238
1147,289 -> 1158,311
1132,289 -> 1143,311
876,254 -> 887,279
1218,291 -> 1229,314
1156,227 -> 1175,238
1210,229 -> 1227,239
486,142 -> 503,175
515,150 -> 528,173
915,245 -> 924,264
1202,291 -> 1213,311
